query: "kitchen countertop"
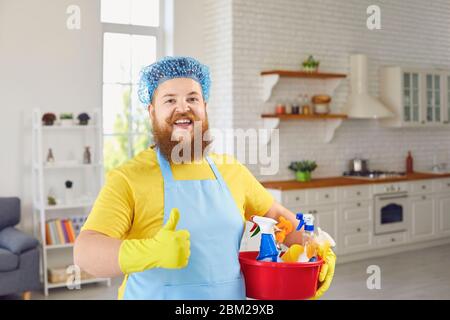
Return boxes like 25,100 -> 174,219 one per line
260,172 -> 450,190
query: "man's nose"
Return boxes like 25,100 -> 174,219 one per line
176,100 -> 191,113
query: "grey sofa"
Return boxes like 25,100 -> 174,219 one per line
0,197 -> 41,298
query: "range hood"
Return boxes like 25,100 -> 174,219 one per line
343,54 -> 394,119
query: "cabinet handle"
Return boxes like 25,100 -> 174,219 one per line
422,195 -> 427,200
446,183 -> 450,187
391,238 -> 396,242
325,194 -> 329,199
421,120 -> 425,124
295,196 -> 300,201
422,185 -> 426,189
356,191 -> 361,196
357,202 -> 361,207
357,228 -> 361,232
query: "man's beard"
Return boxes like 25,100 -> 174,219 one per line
152,111 -> 212,163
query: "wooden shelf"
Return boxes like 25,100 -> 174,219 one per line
261,70 -> 347,79
261,113 -> 348,120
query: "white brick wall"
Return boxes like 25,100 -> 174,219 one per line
204,0 -> 450,180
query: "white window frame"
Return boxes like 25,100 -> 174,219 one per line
101,0 -> 166,159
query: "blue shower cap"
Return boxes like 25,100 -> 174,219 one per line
138,56 -> 211,105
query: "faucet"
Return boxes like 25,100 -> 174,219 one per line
431,163 -> 448,173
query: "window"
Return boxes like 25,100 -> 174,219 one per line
101,0 -> 162,172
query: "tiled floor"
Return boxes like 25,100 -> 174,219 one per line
4,244 -> 449,300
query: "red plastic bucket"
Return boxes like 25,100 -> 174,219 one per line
239,251 -> 323,300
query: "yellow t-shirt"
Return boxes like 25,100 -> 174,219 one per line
81,146 -> 274,298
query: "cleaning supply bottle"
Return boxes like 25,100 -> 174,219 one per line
297,214 -> 318,262
251,216 -> 279,262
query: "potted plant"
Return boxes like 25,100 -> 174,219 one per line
60,113 -> 74,126
289,160 -> 317,182
42,113 -> 57,126
77,113 -> 91,125
302,55 -> 320,73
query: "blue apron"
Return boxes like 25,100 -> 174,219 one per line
123,148 -> 246,299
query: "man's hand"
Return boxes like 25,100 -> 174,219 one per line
118,208 -> 191,274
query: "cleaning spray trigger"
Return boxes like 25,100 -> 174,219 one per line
296,212 -> 305,231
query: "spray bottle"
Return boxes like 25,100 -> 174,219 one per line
251,216 -> 280,262
297,214 -> 318,262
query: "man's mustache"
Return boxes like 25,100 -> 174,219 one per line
165,112 -> 198,125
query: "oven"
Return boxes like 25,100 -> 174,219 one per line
374,184 -> 409,235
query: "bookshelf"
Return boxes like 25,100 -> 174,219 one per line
31,108 -> 111,296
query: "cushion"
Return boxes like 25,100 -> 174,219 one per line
0,197 -> 20,229
0,227 -> 39,254
0,248 -> 19,272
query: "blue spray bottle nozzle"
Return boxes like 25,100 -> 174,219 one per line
296,212 -> 305,231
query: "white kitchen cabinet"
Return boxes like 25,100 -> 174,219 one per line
339,201 -> 373,254
340,222 -> 373,254
338,185 -> 372,201
374,231 -> 407,248
380,67 -> 422,127
436,193 -> 450,237
410,180 -> 434,195
410,194 -> 436,241
445,74 -> 450,124
424,72 -> 444,125
380,67 -> 449,127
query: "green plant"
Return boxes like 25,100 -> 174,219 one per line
302,55 -> 320,70
47,196 -> 56,205
60,113 -> 73,120
289,160 -> 317,172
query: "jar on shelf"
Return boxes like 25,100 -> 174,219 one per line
275,103 -> 286,115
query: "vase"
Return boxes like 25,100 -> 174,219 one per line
296,171 -> 311,182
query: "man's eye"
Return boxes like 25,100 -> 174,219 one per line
188,97 -> 199,102
165,99 -> 176,104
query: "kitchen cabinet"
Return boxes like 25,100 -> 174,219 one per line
265,177 -> 450,261
339,201 -> 373,254
380,67 -> 449,127
380,67 -> 422,127
442,72 -> 450,125
410,194 -> 436,241
436,193 -> 450,237
424,72 -> 444,125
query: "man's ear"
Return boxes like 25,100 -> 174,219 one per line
148,104 -> 155,119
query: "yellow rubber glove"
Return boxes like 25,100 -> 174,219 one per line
118,208 -> 190,274
310,243 -> 336,300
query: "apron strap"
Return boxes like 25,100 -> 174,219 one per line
156,148 -> 175,183
205,156 -> 228,190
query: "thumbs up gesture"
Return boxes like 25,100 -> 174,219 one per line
118,208 -> 191,274
156,208 -> 191,269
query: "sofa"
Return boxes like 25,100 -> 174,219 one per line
0,197 -> 41,299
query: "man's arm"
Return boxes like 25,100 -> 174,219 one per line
74,230 -> 123,278
263,200 -> 303,247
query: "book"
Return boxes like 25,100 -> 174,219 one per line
61,220 -> 70,243
63,220 -> 75,243
45,222 -> 52,245
55,219 -> 65,244
48,220 -> 58,245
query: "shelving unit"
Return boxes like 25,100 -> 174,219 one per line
31,108 -> 111,296
260,69 -> 348,144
